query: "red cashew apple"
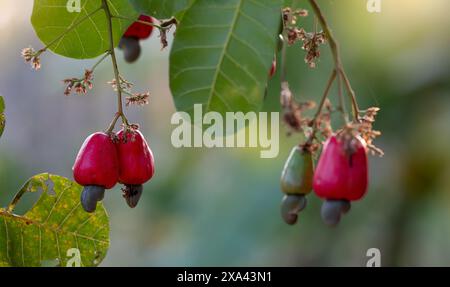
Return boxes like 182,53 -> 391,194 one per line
313,134 -> 368,226
73,132 -> 119,213
116,129 -> 155,208
120,15 -> 154,63
124,15 -> 154,39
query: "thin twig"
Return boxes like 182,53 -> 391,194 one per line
306,69 -> 337,145
308,0 -> 360,121
90,51 -> 110,72
336,72 -> 348,123
105,113 -> 121,134
102,0 -> 129,130
112,15 -> 177,30
111,15 -> 164,30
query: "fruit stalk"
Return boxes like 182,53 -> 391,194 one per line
305,69 -> 336,146
112,15 -> 164,30
308,0 -> 360,121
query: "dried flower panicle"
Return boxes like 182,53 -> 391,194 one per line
282,7 -> 291,25
159,29 -> 169,50
159,17 -> 178,50
280,82 -> 316,135
285,27 -> 305,45
282,7 -> 327,68
126,92 -> 150,107
282,7 -> 308,27
21,47 -> 34,62
21,47 -> 42,70
108,76 -> 133,92
109,76 -> 150,107
63,69 -> 94,96
301,31 -> 326,68
283,7 -> 309,46
303,99 -> 334,145
294,9 -> 309,17
336,107 -> 383,157
357,107 -> 383,156
314,99 -> 334,139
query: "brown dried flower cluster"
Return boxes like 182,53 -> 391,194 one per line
108,77 -> 150,107
300,31 -> 326,68
357,107 -> 383,156
280,82 -> 316,135
311,99 -> 334,139
335,107 -> 383,156
63,69 -> 94,96
283,7 -> 308,27
126,92 -> 150,107
21,47 -> 42,70
159,17 -> 178,50
108,76 -> 133,91
282,7 -> 327,68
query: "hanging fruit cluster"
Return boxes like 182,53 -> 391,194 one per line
21,9 -> 175,213
73,127 -> 155,213
280,130 -> 371,227
19,0 -> 180,217
278,5 -> 383,227
21,0 -> 383,224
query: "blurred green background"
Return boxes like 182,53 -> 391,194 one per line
0,0 -> 449,266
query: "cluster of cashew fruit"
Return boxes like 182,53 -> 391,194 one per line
73,129 -> 155,213
280,132 -> 368,227
119,15 -> 154,63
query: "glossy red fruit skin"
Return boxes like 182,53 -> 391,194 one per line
116,129 -> 155,185
124,15 -> 153,39
73,132 -> 119,189
313,135 -> 368,201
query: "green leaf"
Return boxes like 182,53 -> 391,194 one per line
0,96 -> 4,113
129,0 -> 195,20
0,96 -> 5,138
0,174 -> 109,267
31,0 -> 138,59
169,0 -> 283,117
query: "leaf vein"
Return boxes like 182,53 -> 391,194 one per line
205,0 -> 244,113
